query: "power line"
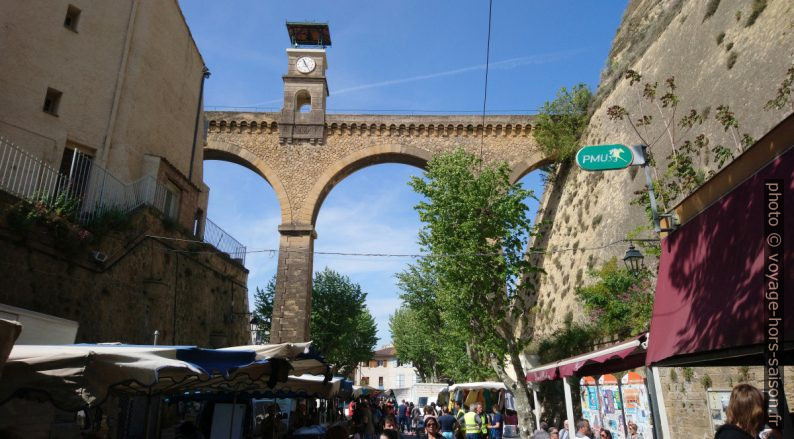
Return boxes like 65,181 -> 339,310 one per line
204,106 -> 540,114
147,235 -> 659,259
480,0 -> 494,164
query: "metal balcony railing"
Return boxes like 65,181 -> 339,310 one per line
0,136 -> 246,265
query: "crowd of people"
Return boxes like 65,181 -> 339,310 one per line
199,382 -> 780,439
345,397 -> 515,439
527,384 -> 780,439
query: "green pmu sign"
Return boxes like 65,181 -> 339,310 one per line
575,144 -> 634,171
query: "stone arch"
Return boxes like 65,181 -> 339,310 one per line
298,144 -> 433,225
509,156 -> 554,185
295,89 -> 312,113
204,138 -> 293,224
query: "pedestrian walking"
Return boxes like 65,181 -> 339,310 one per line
398,401 -> 408,433
574,421 -> 588,439
381,429 -> 400,439
559,421 -> 570,439
714,384 -> 764,439
438,406 -> 459,439
626,422 -> 642,439
462,404 -> 483,439
384,414 -> 398,431
425,416 -> 443,439
598,429 -> 612,439
533,422 -> 550,439
487,405 -> 502,439
549,428 -> 559,439
412,403 -> 423,436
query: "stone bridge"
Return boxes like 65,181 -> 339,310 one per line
205,111 -> 549,343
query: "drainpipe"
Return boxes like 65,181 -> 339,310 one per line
188,66 -> 211,182
99,0 -> 139,166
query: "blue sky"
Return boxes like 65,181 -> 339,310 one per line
178,1 -> 629,344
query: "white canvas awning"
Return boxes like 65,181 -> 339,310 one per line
448,381 -> 506,392
0,342 -> 329,410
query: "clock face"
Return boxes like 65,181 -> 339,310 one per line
296,56 -> 316,74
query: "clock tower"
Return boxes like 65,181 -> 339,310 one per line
279,22 -> 331,145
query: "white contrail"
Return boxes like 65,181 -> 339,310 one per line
243,48 -> 585,107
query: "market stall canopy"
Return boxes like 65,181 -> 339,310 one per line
647,114 -> 794,367
172,374 -> 352,401
526,334 -> 647,382
0,319 -> 21,375
352,385 -> 382,398
448,382 -> 507,392
0,342 -> 328,410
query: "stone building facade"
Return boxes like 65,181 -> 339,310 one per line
0,0 -> 250,346
0,192 -> 250,346
0,0 -> 209,231
354,345 -> 419,390
526,1 -> 794,438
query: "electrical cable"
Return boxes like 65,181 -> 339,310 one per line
480,0 -> 494,164
146,235 -> 659,258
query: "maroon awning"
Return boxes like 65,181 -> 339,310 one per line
646,146 -> 794,365
525,364 -> 559,382
526,334 -> 646,382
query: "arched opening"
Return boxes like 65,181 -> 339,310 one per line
203,142 -> 288,323
299,145 -> 431,225
295,90 -> 312,114
313,163 -> 426,344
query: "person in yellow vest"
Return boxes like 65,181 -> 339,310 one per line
463,403 -> 484,439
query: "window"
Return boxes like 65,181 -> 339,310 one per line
163,180 -> 181,220
58,143 -> 93,198
391,359 -> 399,367
376,360 -> 384,367
43,88 -> 62,116
378,377 -> 384,388
64,5 -> 81,32
397,374 -> 405,388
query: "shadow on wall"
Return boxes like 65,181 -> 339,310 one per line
658,149 -> 793,360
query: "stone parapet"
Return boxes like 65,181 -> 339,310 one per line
207,112 -> 534,138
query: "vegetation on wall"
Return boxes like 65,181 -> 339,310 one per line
532,84 -> 593,162
764,66 -> 794,112
606,70 -> 754,231
575,258 -> 654,339
3,193 -> 131,254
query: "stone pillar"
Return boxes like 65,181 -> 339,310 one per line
269,223 -> 316,343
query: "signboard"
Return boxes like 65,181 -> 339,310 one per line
621,372 -> 654,439
599,374 -> 626,439
576,144 -> 634,171
579,376 -> 603,433
707,389 -> 732,433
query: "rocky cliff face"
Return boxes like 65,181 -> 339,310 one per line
531,0 -> 793,337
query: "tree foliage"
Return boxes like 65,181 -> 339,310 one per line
408,149 -> 539,437
575,258 -> 654,339
532,83 -> 593,162
391,263 -> 492,383
252,279 -> 275,343
253,268 -> 378,375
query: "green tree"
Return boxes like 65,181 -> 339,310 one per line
409,149 -> 539,438
392,263 -> 494,383
252,279 -> 276,343
253,268 -> 378,375
389,306 -> 440,382
532,83 -> 593,161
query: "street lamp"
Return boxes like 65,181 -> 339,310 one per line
623,244 -> 644,272
249,315 -> 261,345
